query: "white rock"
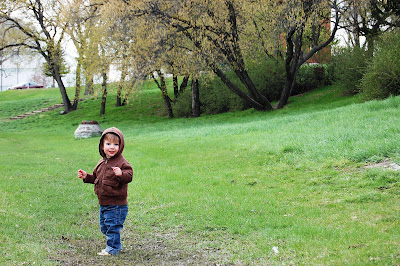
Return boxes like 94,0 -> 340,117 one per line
272,246 -> 279,254
74,121 -> 103,139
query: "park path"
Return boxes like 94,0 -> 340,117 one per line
10,103 -> 64,120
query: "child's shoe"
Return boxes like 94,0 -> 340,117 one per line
97,249 -> 111,256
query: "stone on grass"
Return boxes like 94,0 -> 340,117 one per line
74,121 -> 103,139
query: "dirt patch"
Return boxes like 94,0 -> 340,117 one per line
49,227 -> 235,265
363,159 -> 400,171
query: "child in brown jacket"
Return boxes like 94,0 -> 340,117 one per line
78,127 -> 133,256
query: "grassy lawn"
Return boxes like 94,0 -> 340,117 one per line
0,84 -> 399,264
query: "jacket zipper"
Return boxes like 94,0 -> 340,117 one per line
100,159 -> 108,191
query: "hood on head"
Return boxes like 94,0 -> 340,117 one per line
99,127 -> 125,158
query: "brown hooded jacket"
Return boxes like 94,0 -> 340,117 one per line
83,127 -> 133,205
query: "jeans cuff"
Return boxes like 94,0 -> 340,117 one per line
106,246 -> 119,255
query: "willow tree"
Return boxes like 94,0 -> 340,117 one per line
116,0 -> 341,112
135,0 -> 275,111
104,0 -> 202,118
66,0 -> 113,116
99,3 -> 141,107
63,0 -> 101,109
93,7 -> 112,117
0,0 -> 73,112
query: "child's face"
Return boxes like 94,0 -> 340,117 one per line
103,138 -> 120,158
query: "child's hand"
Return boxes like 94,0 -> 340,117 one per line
78,169 -> 87,179
112,167 -> 122,177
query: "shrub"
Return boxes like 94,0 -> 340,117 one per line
360,30 -> 400,100
173,75 -> 247,117
174,58 -> 286,116
293,64 -> 331,95
331,46 -> 369,95
174,57 -> 332,116
173,87 -> 192,117
249,58 -> 286,102
199,74 -> 248,115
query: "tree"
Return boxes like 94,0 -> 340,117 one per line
360,0 -> 400,54
191,76 -> 200,117
95,16 -> 112,117
0,22 -> 19,64
274,0 -> 340,108
42,43 -> 69,80
63,0 -> 101,109
119,0 -> 341,112
101,11 -> 138,107
0,0 -> 73,112
339,0 -> 400,51
338,0 -> 368,47
125,0 -> 273,111
0,21 -> 20,91
103,0 -> 195,117
99,45 -> 109,117
65,0 -> 112,116
151,70 -> 174,118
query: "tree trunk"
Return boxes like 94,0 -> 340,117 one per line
72,60 -> 82,110
46,49 -> 72,112
212,65 -> 272,111
173,74 -> 179,98
100,70 -> 108,117
224,0 -> 272,109
277,27 -> 300,109
278,72 -> 297,108
191,78 -> 200,117
122,78 -> 136,106
116,84 -> 123,107
85,73 -> 94,95
276,4 -> 339,109
180,75 -> 190,94
116,68 -> 127,107
152,71 -> 174,118
53,67 -> 72,113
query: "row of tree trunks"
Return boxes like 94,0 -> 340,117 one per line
173,74 -> 190,99
152,71 -> 200,118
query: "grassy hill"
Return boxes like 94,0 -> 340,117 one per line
0,83 -> 399,264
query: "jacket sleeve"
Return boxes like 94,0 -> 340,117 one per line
83,160 -> 103,184
83,172 -> 96,184
83,160 -> 102,184
116,161 -> 133,184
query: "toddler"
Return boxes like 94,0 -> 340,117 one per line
78,127 -> 133,256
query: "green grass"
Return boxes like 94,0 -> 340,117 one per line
0,83 -> 399,264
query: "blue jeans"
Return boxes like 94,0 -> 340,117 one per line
99,204 -> 128,255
